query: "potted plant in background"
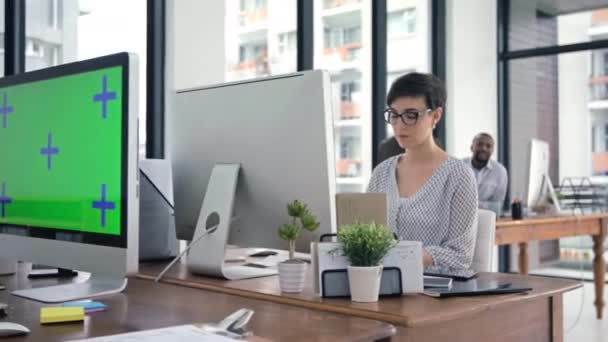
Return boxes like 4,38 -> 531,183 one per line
277,200 -> 320,293
338,222 -> 396,302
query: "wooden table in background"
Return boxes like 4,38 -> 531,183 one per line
139,262 -> 580,342
0,266 -> 395,342
496,213 -> 608,319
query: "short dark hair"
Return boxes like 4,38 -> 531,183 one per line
386,72 -> 447,110
473,132 -> 494,143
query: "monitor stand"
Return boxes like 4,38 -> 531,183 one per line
186,163 -> 278,280
534,173 -> 562,214
11,276 -> 127,303
27,267 -> 78,279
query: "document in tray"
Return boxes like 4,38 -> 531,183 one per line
68,325 -> 238,342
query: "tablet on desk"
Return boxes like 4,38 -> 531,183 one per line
423,279 -> 532,298
424,269 -> 477,281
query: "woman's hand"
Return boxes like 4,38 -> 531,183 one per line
423,249 -> 434,268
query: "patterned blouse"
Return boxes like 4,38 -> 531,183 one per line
367,155 -> 478,272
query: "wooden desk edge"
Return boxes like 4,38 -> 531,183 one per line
136,273 -> 411,326
496,213 -> 608,228
136,273 -> 581,328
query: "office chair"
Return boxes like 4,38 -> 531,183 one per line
471,209 -> 496,273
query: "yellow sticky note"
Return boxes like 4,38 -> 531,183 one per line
40,307 -> 84,324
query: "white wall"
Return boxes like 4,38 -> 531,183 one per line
170,0 -> 226,91
445,0 -> 498,159
558,13 -> 592,178
166,0 -> 228,159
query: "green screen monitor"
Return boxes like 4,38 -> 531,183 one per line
0,52 -> 139,303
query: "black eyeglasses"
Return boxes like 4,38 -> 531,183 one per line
383,108 -> 432,126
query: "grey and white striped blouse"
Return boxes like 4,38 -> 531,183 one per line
367,155 -> 478,272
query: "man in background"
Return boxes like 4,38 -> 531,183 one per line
463,133 -> 508,214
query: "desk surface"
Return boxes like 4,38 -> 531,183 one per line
495,212 -> 608,245
138,262 -> 581,328
496,212 -> 608,227
0,267 -> 395,342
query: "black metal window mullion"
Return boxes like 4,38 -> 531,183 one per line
371,0 -> 388,168
431,0 -> 446,149
146,0 -> 166,159
5,0 -> 26,76
497,0 -> 511,273
297,0 -> 314,71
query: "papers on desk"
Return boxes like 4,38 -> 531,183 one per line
69,325 -> 239,341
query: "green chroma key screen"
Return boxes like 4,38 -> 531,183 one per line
0,66 -> 123,236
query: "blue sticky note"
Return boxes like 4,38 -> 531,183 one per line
62,301 -> 107,311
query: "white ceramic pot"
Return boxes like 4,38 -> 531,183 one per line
347,265 -> 383,303
278,261 -> 308,293
0,258 -> 16,275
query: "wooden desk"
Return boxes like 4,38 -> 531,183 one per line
139,262 -> 580,342
0,267 -> 395,342
496,213 -> 608,319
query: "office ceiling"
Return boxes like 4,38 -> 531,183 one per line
536,0 -> 608,16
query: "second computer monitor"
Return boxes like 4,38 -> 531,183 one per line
526,138 -> 560,212
169,71 -> 337,251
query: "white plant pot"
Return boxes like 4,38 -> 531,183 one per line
278,261 -> 308,293
0,258 -> 16,275
347,265 -> 383,303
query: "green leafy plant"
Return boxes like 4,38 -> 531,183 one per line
278,200 -> 320,260
337,222 -> 397,267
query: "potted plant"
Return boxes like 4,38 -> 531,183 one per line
338,222 -> 396,302
277,200 -> 320,293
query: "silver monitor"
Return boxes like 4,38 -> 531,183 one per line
139,159 -> 178,261
169,71 -> 337,257
526,138 -> 560,212
0,53 -> 139,302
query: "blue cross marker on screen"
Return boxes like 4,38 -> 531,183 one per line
0,93 -> 14,128
92,184 -> 116,228
40,133 -> 60,170
92,75 -> 117,119
0,182 -> 12,218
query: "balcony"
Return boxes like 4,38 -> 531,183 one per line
336,159 -> 363,178
593,152 -> 608,175
339,101 -> 361,120
589,77 -> 608,109
238,8 -> 268,27
323,0 -> 361,10
323,43 -> 362,69
228,58 -> 270,80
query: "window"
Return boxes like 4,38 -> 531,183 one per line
226,1 -> 297,82
26,0 -> 147,157
240,0 -> 267,11
25,39 -> 45,58
316,0 -> 370,192
48,0 -> 61,29
604,124 -> 608,152
386,1 -> 431,140
341,81 -> 360,102
238,43 -> 267,63
278,31 -> 297,54
509,1 -> 608,50
592,126 -> 597,153
388,8 -> 416,37
343,26 -> 362,45
324,26 -> 362,49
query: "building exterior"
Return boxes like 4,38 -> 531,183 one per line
225,0 -> 430,192
589,10 -> 608,176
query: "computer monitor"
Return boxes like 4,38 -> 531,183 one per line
169,71 -> 336,279
0,52 -> 139,302
526,138 -> 561,212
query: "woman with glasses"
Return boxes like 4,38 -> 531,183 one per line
367,72 -> 478,273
